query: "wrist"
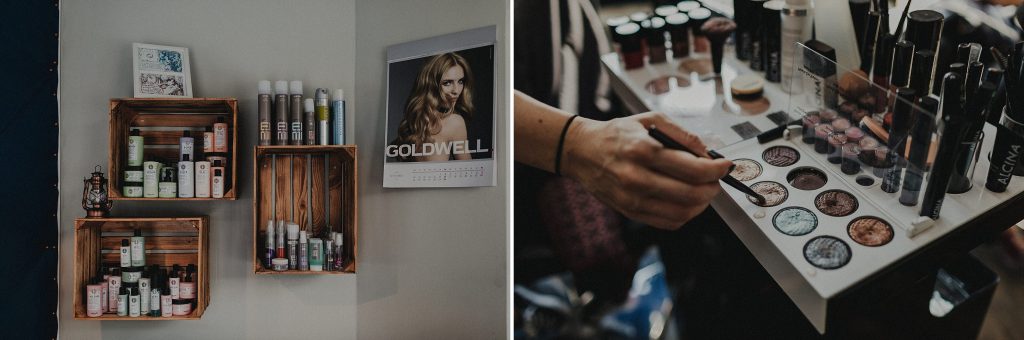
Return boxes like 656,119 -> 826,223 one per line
560,116 -> 595,180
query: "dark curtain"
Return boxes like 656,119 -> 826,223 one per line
0,0 -> 59,339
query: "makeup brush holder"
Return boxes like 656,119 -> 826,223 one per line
252,145 -> 357,275
73,217 -> 210,320
709,43 -> 1024,334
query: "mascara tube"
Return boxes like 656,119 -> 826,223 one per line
289,81 -> 304,145
274,81 -> 289,145
882,87 -> 916,193
921,73 -> 967,218
258,81 -> 272,146
315,88 -> 329,145
899,96 -> 937,206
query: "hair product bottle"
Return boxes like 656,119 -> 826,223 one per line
194,161 -> 211,198
274,80 -> 290,145
138,270 -> 150,315
117,286 -> 127,316
130,229 -> 145,267
214,116 -> 228,153
169,265 -> 181,299
332,89 -> 346,145
287,223 -> 299,269
258,80 -> 272,146
108,268 -> 121,313
127,128 -> 144,167
158,167 -> 177,198
305,98 -> 317,146
298,230 -> 309,271
123,165 -> 144,198
86,278 -> 103,317
179,130 -> 194,162
290,81 -> 304,145
120,239 -> 131,268
211,160 -> 224,198
178,155 -> 195,198
202,126 -> 214,155
128,286 -> 141,317
179,265 -> 196,306
142,161 -> 161,198
310,238 -> 324,271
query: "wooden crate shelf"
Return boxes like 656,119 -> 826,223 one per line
108,98 -> 238,200
252,145 -> 357,275
73,217 -> 210,320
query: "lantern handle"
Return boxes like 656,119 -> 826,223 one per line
95,165 -> 103,173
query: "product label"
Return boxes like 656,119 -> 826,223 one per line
129,295 -> 140,317
108,277 -> 121,312
124,270 -> 141,283
161,295 -> 172,317
127,137 -> 142,166
131,239 -> 145,267
260,122 -> 271,144
169,278 -> 180,299
180,138 -> 194,160
291,122 -> 303,142
277,122 -> 289,142
172,303 -> 192,316
86,286 -> 102,316
124,170 -> 143,182
214,124 -> 227,152
117,295 -> 127,316
159,182 -> 177,198
150,289 -> 161,312
120,246 -> 131,267
124,186 -> 144,198
211,176 -> 223,198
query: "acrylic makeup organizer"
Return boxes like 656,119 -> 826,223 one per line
252,145 -> 357,275
709,43 -> 1024,334
107,98 -> 239,200
73,217 -> 210,320
603,40 -> 1024,334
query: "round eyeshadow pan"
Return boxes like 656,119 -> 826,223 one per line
814,190 -> 859,217
856,175 -> 875,186
772,207 -> 818,236
786,167 -> 827,190
762,146 -> 800,167
847,216 -> 894,247
730,158 -> 762,181
747,181 -> 788,207
804,236 -> 852,270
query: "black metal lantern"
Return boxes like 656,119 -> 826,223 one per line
82,165 -> 112,218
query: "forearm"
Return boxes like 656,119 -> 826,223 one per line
514,90 -> 585,173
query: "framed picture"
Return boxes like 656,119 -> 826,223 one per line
132,43 -> 193,98
383,26 -> 496,188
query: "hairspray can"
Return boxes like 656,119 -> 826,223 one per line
331,89 -> 346,144
258,80 -> 272,146
274,81 -> 290,145
289,81 -> 304,145
304,98 -> 316,145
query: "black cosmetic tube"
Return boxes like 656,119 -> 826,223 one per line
909,50 -> 936,98
762,1 -> 783,82
883,87 -> 917,193
948,81 -> 997,194
849,0 -> 871,55
749,0 -> 769,71
860,12 -> 881,73
921,73 -> 966,219
734,0 -> 751,61
986,108 -> 1024,192
891,41 -> 915,88
900,96 -> 938,206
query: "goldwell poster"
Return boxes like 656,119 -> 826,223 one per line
384,26 -> 496,188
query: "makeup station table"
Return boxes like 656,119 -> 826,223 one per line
602,49 -> 1024,338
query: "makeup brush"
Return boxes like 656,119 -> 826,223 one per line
647,126 -> 767,204
701,17 -> 737,76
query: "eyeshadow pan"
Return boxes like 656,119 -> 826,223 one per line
730,158 -> 762,181
804,236 -> 852,270
856,175 -> 875,186
773,207 -> 818,236
748,181 -> 788,207
847,216 -> 894,247
786,167 -> 827,190
762,146 -> 800,167
814,189 -> 859,217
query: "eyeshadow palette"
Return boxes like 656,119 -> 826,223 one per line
711,123 -> 1024,333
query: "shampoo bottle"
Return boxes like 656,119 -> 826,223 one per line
127,128 -> 144,166
179,130 -> 194,162
86,278 -> 103,317
194,161 -> 211,198
130,229 -> 145,267
214,116 -> 228,152
178,155 -> 194,198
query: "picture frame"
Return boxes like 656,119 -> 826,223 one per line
132,43 -> 193,98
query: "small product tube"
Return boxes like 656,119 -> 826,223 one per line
333,231 -> 344,271
178,155 -> 195,198
179,265 -> 196,303
202,126 -> 214,154
117,286 -> 127,316
211,160 -> 224,198
108,269 -> 121,313
138,274 -> 150,316
287,223 -> 299,270
299,230 -> 309,271
142,161 -> 160,198
258,80 -> 273,146
265,220 -> 275,269
315,88 -> 329,145
276,220 -> 286,259
127,129 -> 144,166
274,80 -> 290,145
98,271 -> 108,313
290,81 -> 304,145
325,239 -> 335,271
310,238 -> 324,271
179,131 -> 194,162
194,161 -> 211,198
130,229 -> 145,267
168,268 -> 180,299
120,239 -> 131,268
87,278 -> 103,317
213,116 -> 228,153
129,286 -> 141,317
331,89 -> 346,144
161,292 -> 172,317
305,98 -> 317,146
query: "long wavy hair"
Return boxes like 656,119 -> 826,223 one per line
392,52 -> 475,161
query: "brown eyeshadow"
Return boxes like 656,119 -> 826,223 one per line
762,146 -> 800,167
747,181 -> 788,207
786,167 -> 827,190
814,190 -> 859,217
847,216 -> 894,247
730,158 -> 762,181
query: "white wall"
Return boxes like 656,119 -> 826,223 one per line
59,0 -> 508,338
58,0 -> 358,339
353,0 -> 509,339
